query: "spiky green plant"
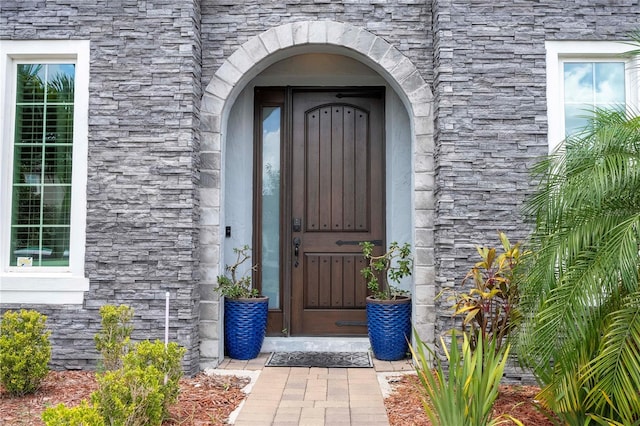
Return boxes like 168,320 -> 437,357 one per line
410,330 -> 520,426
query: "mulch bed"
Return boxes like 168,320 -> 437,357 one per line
1,369 -> 554,425
384,374 -> 555,425
0,370 -> 248,425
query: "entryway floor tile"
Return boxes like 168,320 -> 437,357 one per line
218,353 -> 413,425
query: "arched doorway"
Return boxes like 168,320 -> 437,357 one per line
199,21 -> 435,368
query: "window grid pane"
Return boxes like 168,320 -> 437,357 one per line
10,63 -> 75,267
563,61 -> 626,137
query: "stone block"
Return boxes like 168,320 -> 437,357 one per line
414,115 -> 434,136
389,56 -> 416,84
292,21 -> 309,45
275,22 -> 294,48
414,266 -> 436,291
368,36 -> 390,62
414,154 -> 434,173
215,60 -> 243,86
308,20 -> 327,43
200,206 -> 220,227
242,34 -> 269,63
326,21 -> 346,45
353,29 -> 376,55
199,300 -> 219,321
414,171 -> 434,191
415,209 -> 435,230
259,27 -> 280,53
199,338 -> 221,359
337,23 -> 361,50
415,189 -> 435,210
415,246 -> 435,267
202,89 -> 230,115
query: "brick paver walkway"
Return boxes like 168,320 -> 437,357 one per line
217,353 -> 413,425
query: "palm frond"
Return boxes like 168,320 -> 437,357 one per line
583,292 -> 640,423
518,104 -> 640,423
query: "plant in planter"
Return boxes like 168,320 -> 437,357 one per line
360,241 -> 413,361
216,245 -> 269,360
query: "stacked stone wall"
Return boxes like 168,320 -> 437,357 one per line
4,0 -> 640,378
200,0 -> 434,89
432,0 -> 640,358
1,0 -> 203,375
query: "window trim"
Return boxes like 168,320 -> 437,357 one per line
0,40 -> 90,304
546,40 -> 639,152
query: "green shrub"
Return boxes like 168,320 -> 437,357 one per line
92,365 -> 165,426
91,340 -> 185,425
42,400 -> 104,426
0,309 -> 51,396
122,340 -> 185,415
94,304 -> 134,371
410,330 -> 521,426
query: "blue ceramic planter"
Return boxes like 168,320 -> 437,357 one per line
366,296 -> 411,361
224,297 -> 269,360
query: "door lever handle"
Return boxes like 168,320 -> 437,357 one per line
293,237 -> 301,267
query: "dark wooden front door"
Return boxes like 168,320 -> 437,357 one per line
290,89 -> 385,335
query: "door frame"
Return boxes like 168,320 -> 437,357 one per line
253,86 -> 386,336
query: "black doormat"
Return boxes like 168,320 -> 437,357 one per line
265,351 -> 373,368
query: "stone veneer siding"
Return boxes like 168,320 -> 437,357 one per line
431,1 -> 640,348
1,0 -> 203,375
2,0 -> 640,377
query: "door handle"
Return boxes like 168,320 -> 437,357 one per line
293,237 -> 301,268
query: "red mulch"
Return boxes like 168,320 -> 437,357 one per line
384,374 -> 555,426
1,370 -> 554,425
0,371 -> 248,425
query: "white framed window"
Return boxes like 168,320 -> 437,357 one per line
0,40 -> 90,304
546,41 -> 639,152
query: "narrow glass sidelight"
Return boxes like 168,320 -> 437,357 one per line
10,63 -> 75,267
261,106 -> 281,309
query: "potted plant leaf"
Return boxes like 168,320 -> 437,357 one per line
360,241 -> 413,360
216,245 -> 268,360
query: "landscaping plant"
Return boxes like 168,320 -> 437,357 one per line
42,305 -> 185,426
42,401 -> 104,426
119,340 -> 185,418
91,339 -> 185,425
519,106 -> 640,425
94,304 -> 134,371
360,241 -> 412,300
410,329 -> 521,426
450,232 -> 526,353
0,309 -> 51,396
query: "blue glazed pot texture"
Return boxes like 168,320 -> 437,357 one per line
224,297 -> 269,360
366,296 -> 411,361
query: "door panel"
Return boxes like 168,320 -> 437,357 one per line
290,89 -> 385,335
